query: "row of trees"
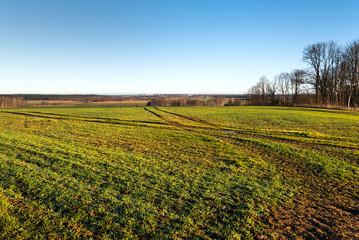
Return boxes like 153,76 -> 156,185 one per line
248,40 -> 359,108
248,70 -> 309,106
147,97 -> 243,107
0,97 -> 27,108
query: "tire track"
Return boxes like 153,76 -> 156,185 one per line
151,108 -> 359,151
145,107 -> 359,239
144,107 -> 217,131
2,111 -> 170,129
154,107 -> 220,127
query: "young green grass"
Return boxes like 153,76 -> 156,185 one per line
0,105 -> 358,239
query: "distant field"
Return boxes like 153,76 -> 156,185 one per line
26,100 -> 148,106
0,106 -> 358,239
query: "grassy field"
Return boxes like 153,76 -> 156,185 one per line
0,105 -> 358,239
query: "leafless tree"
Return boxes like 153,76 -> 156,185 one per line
303,41 -> 341,104
248,39 -> 359,109
290,69 -> 306,102
266,77 -> 278,105
277,73 -> 290,104
343,40 -> 359,108
303,42 -> 324,104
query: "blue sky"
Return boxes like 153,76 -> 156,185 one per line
0,0 -> 358,94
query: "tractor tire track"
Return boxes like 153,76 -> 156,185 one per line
2,111 -> 170,129
154,107 -> 220,127
152,108 -> 359,152
146,107 -> 359,239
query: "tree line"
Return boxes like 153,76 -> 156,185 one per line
248,40 -> 359,108
0,97 -> 27,108
147,97 -> 243,107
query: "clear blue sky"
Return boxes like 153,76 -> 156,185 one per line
0,0 -> 358,94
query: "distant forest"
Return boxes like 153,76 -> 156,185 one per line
0,94 -> 248,108
0,94 -> 147,107
0,94 -> 144,101
147,96 -> 245,107
248,40 -> 359,109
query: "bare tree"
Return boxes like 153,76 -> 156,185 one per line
277,73 -> 290,104
248,76 -> 271,105
303,41 -> 341,105
266,77 -> 278,105
258,76 -> 268,104
343,40 -> 359,108
303,42 -> 324,104
290,69 -> 306,103
248,39 -> 359,109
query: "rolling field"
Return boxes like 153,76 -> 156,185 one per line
0,105 -> 358,239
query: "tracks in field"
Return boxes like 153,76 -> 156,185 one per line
145,107 -> 359,239
146,107 -> 359,153
153,107 -> 219,127
3,107 -> 359,238
7,109 -> 358,154
3,110 -> 168,128
144,107 -> 219,131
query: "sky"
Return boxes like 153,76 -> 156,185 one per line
0,0 -> 358,95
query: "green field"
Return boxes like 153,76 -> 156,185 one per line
0,106 -> 358,239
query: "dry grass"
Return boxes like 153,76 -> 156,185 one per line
294,103 -> 358,111
26,100 -> 148,106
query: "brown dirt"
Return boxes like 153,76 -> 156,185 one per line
217,136 -> 359,240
